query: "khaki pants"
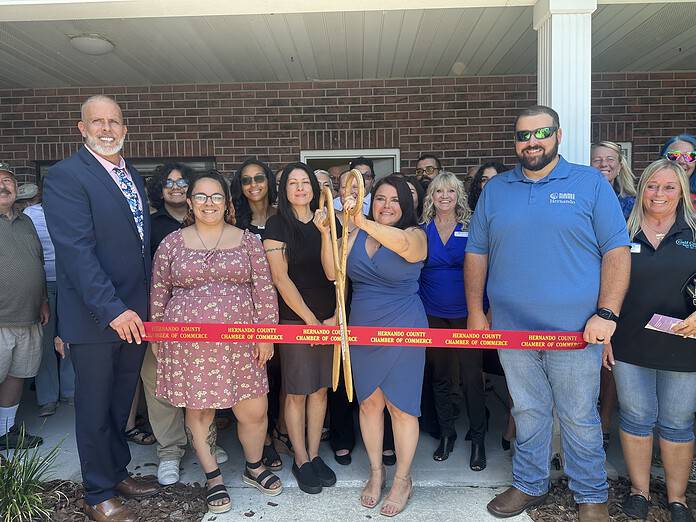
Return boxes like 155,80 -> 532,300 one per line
140,346 -> 187,461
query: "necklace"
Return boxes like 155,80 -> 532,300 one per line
643,220 -> 674,242
194,226 -> 224,261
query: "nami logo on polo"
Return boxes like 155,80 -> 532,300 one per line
549,192 -> 575,204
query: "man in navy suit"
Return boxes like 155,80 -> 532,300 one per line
43,95 -> 159,522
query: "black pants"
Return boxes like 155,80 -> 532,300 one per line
71,341 -> 145,506
426,316 -> 486,441
328,370 -> 395,453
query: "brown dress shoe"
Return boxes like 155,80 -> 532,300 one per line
115,476 -> 160,499
578,502 -> 610,522
84,497 -> 136,522
487,486 -> 548,518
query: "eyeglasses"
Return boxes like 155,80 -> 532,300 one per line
240,174 -> 267,186
665,150 -> 696,163
164,178 -> 189,189
191,193 -> 225,205
415,166 -> 439,176
514,126 -> 558,142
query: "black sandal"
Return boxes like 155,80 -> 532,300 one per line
272,427 -> 293,455
205,468 -> 231,514
262,441 -> 283,471
124,426 -> 156,445
242,460 -> 283,496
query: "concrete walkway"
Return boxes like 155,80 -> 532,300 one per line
14,376 -> 626,521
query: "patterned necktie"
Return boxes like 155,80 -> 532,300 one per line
114,167 -> 144,243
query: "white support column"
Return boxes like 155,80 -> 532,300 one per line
534,0 -> 596,165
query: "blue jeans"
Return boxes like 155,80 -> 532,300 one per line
498,345 -> 608,504
35,281 -> 75,405
613,360 -> 696,443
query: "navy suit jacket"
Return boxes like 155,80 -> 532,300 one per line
43,146 -> 151,344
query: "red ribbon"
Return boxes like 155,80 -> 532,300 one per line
144,322 -> 586,350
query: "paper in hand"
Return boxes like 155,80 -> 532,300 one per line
645,313 -> 692,337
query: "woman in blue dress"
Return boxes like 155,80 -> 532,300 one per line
419,172 -> 487,470
316,175 -> 427,517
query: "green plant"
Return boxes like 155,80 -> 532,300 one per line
0,426 -> 62,522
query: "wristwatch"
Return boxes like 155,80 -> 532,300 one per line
596,307 -> 619,322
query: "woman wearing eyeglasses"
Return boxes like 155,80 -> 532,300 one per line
591,141 -> 637,219
661,134 -> 696,207
589,141 -> 637,452
231,159 -> 277,240
149,163 -> 193,254
150,170 -> 282,513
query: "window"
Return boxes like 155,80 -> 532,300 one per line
300,149 -> 400,179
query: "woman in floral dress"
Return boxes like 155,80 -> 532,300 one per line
150,170 -> 281,513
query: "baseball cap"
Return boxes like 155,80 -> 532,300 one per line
16,183 -> 39,200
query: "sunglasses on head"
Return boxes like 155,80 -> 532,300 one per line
191,193 -> 225,205
240,174 -> 267,186
515,126 -> 558,142
665,150 -> 696,163
415,166 -> 439,176
164,178 -> 189,189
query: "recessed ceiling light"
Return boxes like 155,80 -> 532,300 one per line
68,34 -> 114,55
451,62 -> 466,76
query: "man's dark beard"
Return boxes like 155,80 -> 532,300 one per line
518,139 -> 559,171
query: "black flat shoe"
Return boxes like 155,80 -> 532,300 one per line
470,441 -> 486,471
310,456 -> 337,487
292,462 -> 322,494
621,494 -> 649,520
334,450 -> 352,466
669,502 -> 695,522
501,436 -> 511,451
433,435 -> 456,462
382,451 -> 396,466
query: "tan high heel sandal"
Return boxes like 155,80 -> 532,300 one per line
360,466 -> 386,508
379,475 -> 413,517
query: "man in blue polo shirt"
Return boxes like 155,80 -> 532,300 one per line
465,105 -> 630,522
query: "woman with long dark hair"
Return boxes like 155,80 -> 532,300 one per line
467,162 -> 506,211
263,162 -> 338,495
317,175 -> 427,516
230,159 -> 277,239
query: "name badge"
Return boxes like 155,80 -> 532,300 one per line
454,231 -> 468,238
630,243 -> 641,254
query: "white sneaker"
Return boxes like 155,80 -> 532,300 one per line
157,459 -> 180,486
215,445 -> 228,464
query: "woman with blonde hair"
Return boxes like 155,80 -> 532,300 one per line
591,141 -> 637,218
418,173 -> 488,469
591,141 -> 637,448
604,159 -> 696,522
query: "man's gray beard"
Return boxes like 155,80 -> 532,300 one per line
85,135 -> 125,157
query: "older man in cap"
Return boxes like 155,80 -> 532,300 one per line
0,164 -> 48,449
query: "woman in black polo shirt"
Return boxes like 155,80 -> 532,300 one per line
604,159 -> 696,522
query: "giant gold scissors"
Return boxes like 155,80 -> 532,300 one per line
318,169 -> 365,401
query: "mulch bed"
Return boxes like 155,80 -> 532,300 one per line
528,477 -> 696,521
39,476 -> 207,522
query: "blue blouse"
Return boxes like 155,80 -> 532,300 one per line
419,221 -> 469,318
617,195 -> 635,220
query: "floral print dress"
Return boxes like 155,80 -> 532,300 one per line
150,229 -> 278,409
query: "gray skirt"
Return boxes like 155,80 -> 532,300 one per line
278,319 -> 332,395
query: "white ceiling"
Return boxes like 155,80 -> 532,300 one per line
0,2 -> 694,88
